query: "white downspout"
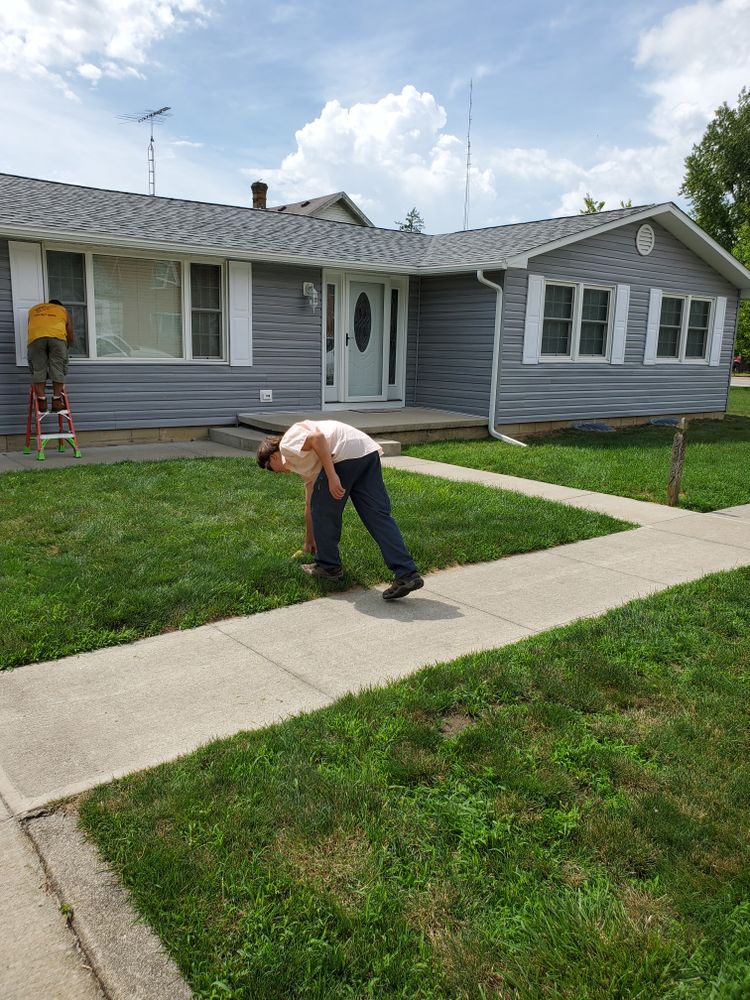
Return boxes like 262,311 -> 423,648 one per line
476,269 -> 527,447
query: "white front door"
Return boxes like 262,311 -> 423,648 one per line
345,278 -> 388,401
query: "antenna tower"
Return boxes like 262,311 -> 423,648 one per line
119,106 -> 172,195
462,80 -> 473,230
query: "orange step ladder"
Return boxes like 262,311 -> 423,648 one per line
24,387 -> 82,462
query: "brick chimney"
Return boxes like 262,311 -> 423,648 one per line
251,180 -> 268,210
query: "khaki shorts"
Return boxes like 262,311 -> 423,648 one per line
28,337 -> 69,383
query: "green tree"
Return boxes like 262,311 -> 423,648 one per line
733,222 -> 750,360
580,193 -> 605,214
681,89 -> 750,362
680,88 -> 750,252
396,207 -> 425,233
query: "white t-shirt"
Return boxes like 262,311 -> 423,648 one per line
279,420 -> 383,482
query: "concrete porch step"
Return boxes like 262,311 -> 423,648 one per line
236,407 -> 489,445
209,426 -> 402,457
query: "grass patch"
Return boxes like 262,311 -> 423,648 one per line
405,388 -> 750,512
0,457 -> 628,669
80,568 -> 750,999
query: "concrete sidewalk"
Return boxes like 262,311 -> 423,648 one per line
2,459 -> 749,999
0,438 -> 248,473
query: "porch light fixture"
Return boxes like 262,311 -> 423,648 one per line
302,281 -> 319,313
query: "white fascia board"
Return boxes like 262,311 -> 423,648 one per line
418,260 -> 508,275
505,203 -> 750,291
503,205 -> 669,268
0,222 -> 416,274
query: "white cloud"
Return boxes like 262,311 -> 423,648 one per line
635,0 -> 750,144
245,85 -> 495,230
77,63 -> 103,83
546,0 -> 750,215
172,139 -> 204,147
0,0 -> 212,91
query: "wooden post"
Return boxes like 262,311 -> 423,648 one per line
667,417 -> 688,506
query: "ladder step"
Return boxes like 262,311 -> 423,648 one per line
40,433 -> 76,441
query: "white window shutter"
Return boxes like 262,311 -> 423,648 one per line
708,296 -> 727,366
227,261 -> 253,366
522,273 -> 544,364
610,284 -> 630,365
643,287 -> 662,365
8,241 -> 44,367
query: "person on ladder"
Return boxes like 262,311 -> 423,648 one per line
27,298 -> 74,412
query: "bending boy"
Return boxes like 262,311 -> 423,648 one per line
257,420 -> 423,601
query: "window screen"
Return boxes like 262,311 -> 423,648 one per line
47,250 -> 88,357
190,263 -> 222,359
541,284 -> 574,355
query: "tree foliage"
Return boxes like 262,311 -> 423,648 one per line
579,196 -> 632,214
579,194 -> 605,214
681,89 -> 750,360
733,222 -> 750,359
396,207 -> 425,233
680,88 -> 750,252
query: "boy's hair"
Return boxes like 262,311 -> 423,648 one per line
49,299 -> 64,306
256,434 -> 283,469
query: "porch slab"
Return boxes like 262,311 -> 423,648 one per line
237,407 -> 489,442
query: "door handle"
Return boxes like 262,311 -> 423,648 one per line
345,332 -> 350,346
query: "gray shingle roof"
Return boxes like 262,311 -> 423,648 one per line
0,174 -> 654,273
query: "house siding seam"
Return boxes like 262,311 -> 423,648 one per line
410,273 -> 496,416
496,220 -> 737,426
0,240 -> 324,435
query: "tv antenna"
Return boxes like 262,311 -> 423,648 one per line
119,106 -> 172,195
462,80 -> 473,230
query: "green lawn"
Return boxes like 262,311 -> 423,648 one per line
80,567 -> 750,999
0,458 -> 629,669
405,388 -> 750,512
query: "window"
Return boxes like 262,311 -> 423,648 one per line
94,255 -> 183,359
44,248 -> 225,361
541,282 -> 611,359
46,250 -> 88,356
686,299 -> 711,358
657,295 -> 712,362
190,263 -> 222,359
325,283 -> 336,386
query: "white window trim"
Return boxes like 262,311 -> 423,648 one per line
42,242 -> 228,364
540,280 -> 615,363
654,292 -> 714,365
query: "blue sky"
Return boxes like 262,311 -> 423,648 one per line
1,0 -> 749,232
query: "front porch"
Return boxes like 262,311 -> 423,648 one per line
209,407 -> 489,454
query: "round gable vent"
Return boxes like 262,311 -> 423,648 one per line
636,224 -> 655,256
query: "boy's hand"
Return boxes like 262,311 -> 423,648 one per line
327,474 -> 346,500
303,539 -> 316,554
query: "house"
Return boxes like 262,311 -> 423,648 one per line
256,183 -> 373,227
2,172 -> 749,448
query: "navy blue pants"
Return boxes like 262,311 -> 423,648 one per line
311,451 -> 417,577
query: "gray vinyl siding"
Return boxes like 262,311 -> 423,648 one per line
0,241 -> 323,434
409,273 -> 497,415
496,220 -> 738,426
405,278 -> 421,405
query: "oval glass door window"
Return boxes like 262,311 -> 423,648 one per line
354,292 -> 372,352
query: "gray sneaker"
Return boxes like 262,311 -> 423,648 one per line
383,572 -> 424,600
301,563 -> 344,581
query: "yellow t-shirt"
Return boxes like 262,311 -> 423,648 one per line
28,303 -> 69,344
